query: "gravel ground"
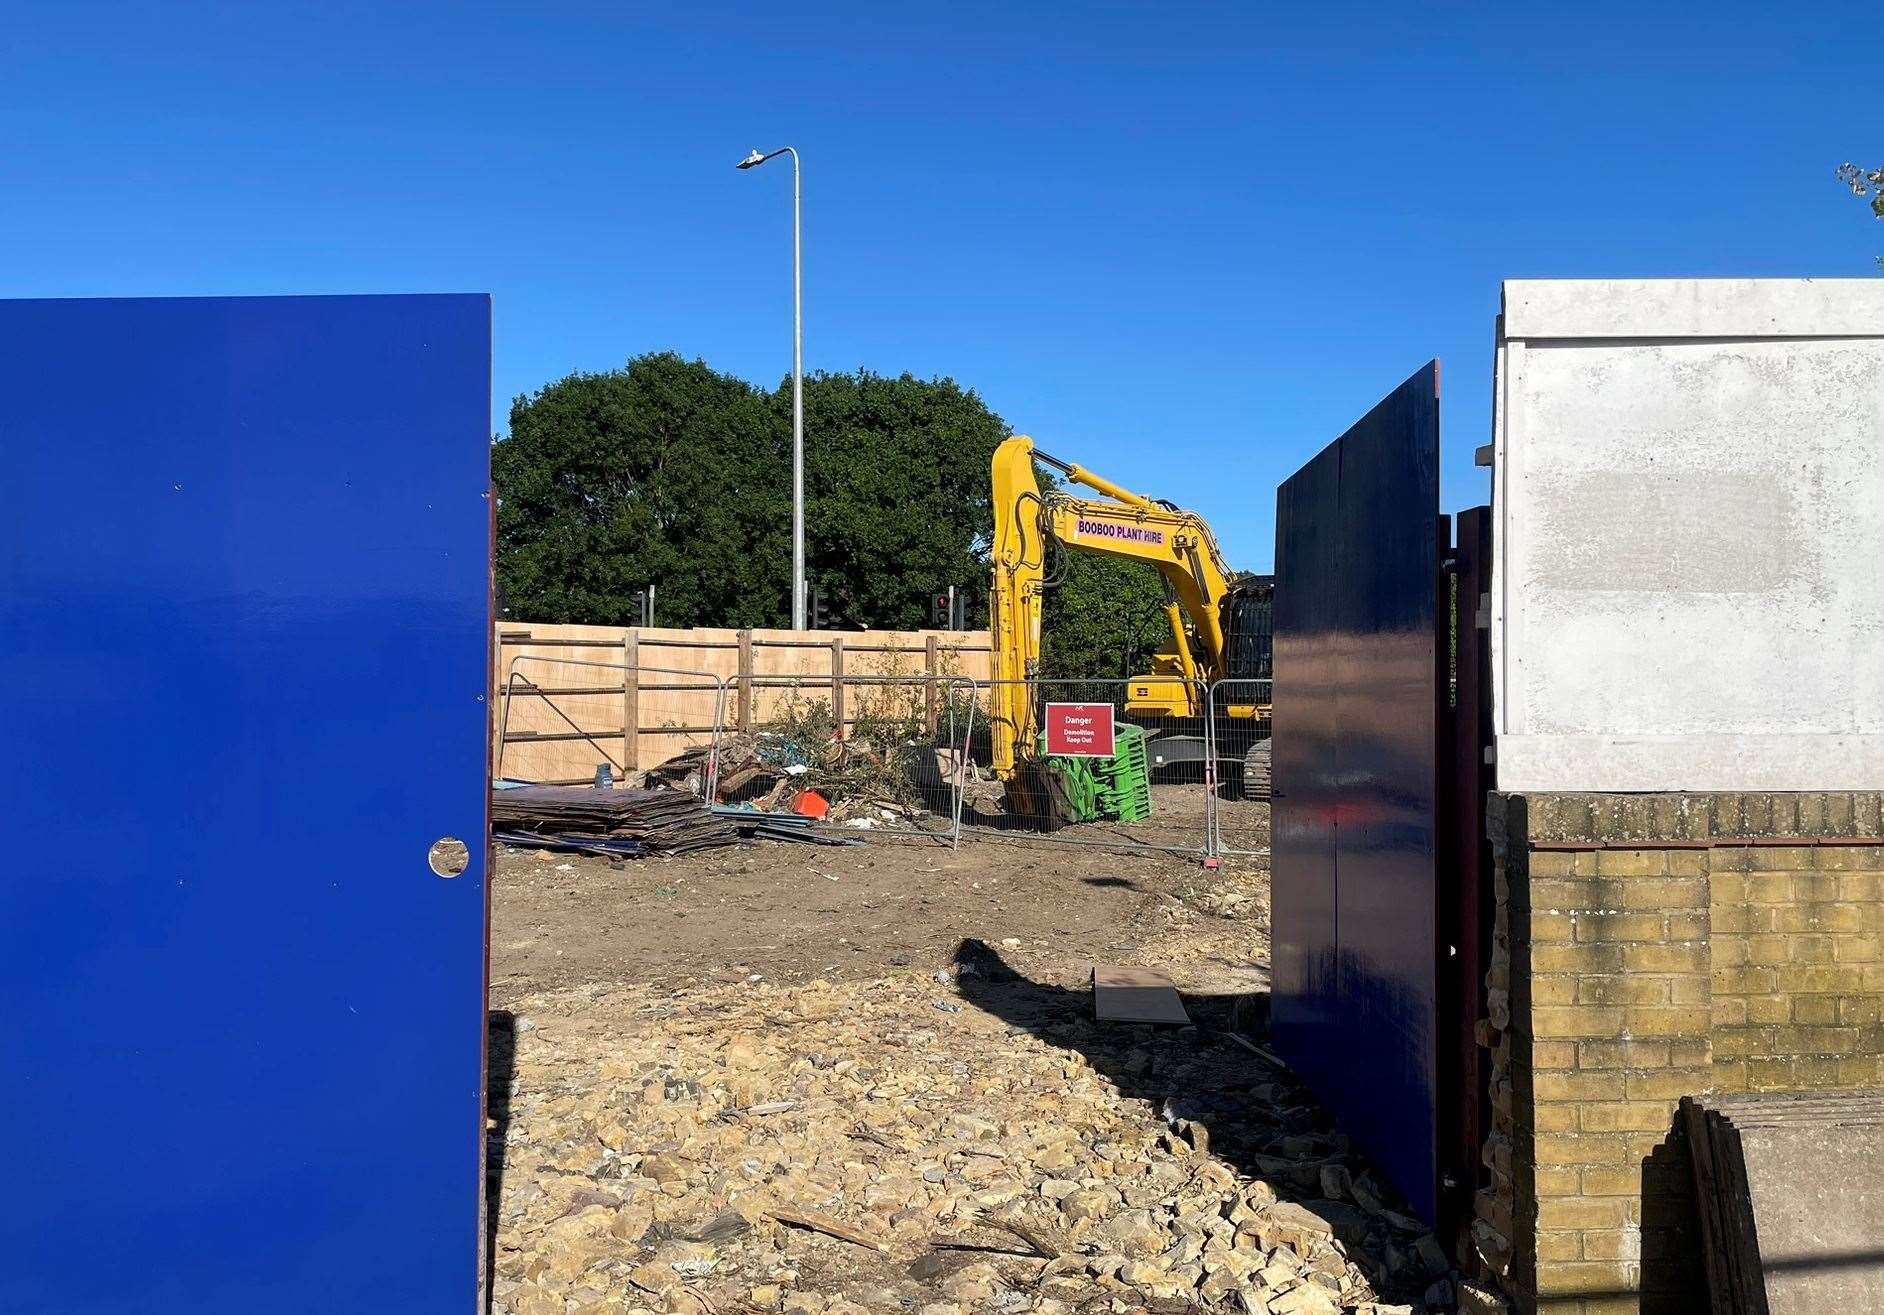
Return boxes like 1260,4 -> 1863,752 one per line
486,806 -> 1461,1314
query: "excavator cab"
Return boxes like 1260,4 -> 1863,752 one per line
1215,575 -> 1274,798
1219,575 -> 1274,684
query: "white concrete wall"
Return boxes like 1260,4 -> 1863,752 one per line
1491,279 -> 1884,792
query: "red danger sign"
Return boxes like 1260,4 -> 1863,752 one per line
1044,702 -> 1116,757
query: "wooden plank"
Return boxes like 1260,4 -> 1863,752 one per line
1092,965 -> 1190,1025
736,629 -> 753,732
924,634 -> 940,734
622,630 -> 639,772
830,636 -> 845,735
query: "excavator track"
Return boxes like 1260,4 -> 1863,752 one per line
1241,738 -> 1272,801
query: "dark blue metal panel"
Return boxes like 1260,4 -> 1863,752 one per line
0,295 -> 492,1313
1272,363 -> 1440,1223
1271,443 -> 1342,1046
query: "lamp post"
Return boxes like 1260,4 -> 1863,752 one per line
737,146 -> 805,629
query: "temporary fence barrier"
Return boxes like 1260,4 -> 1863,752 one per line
496,655 -> 731,798
1204,678 -> 1274,862
730,672 -> 980,845
718,674 -> 1252,858
495,665 -> 1270,861
953,677 -> 1216,856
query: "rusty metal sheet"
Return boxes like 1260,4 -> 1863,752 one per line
1440,505 -> 1496,1241
1272,363 -> 1441,1223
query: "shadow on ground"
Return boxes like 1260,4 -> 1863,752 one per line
948,937 -> 1444,1305
485,1009 -> 517,1309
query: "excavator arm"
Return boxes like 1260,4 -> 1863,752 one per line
988,435 -> 1237,779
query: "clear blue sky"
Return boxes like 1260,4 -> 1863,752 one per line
3,2 -> 1877,568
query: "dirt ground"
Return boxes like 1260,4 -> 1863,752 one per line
485,795 -> 1455,1315
490,825 -> 1271,1008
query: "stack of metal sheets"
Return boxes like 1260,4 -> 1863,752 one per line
709,804 -> 860,846
492,785 -> 741,856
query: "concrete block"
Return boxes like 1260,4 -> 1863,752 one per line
1686,1090 -> 1884,1315
1491,280 -> 1884,793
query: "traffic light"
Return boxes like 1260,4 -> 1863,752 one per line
810,585 -> 831,630
932,592 -> 950,629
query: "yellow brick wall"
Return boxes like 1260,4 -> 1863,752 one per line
1475,792 -> 1884,1315
1708,848 -> 1884,1093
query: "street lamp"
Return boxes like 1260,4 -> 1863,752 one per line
736,145 -> 806,629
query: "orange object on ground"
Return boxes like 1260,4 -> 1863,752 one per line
793,790 -> 829,820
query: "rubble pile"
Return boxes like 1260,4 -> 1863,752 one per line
490,965 -> 1452,1315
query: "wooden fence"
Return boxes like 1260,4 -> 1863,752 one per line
493,623 -> 991,785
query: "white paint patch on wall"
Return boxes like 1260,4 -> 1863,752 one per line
1491,279 -> 1884,793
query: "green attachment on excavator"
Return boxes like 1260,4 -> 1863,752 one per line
1037,723 -> 1152,824
1036,733 -> 1103,823
1091,724 -> 1152,821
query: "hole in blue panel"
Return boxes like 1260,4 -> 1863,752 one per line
428,837 -> 470,878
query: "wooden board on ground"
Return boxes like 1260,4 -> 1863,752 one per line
1092,965 -> 1191,1025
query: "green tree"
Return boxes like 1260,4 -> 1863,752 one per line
492,354 -> 1009,629
1837,162 -> 1884,266
492,353 -> 787,626
798,370 -> 1007,629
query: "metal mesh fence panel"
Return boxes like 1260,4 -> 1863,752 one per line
1207,678 -> 1273,862
955,677 -> 1214,856
500,664 -> 1237,859
719,673 -> 975,843
496,656 -> 729,795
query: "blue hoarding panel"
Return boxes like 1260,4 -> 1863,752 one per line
1272,363 -> 1440,1223
1271,444 -> 1342,1044
0,295 -> 492,1312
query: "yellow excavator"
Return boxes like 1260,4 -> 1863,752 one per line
987,434 -> 1273,818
